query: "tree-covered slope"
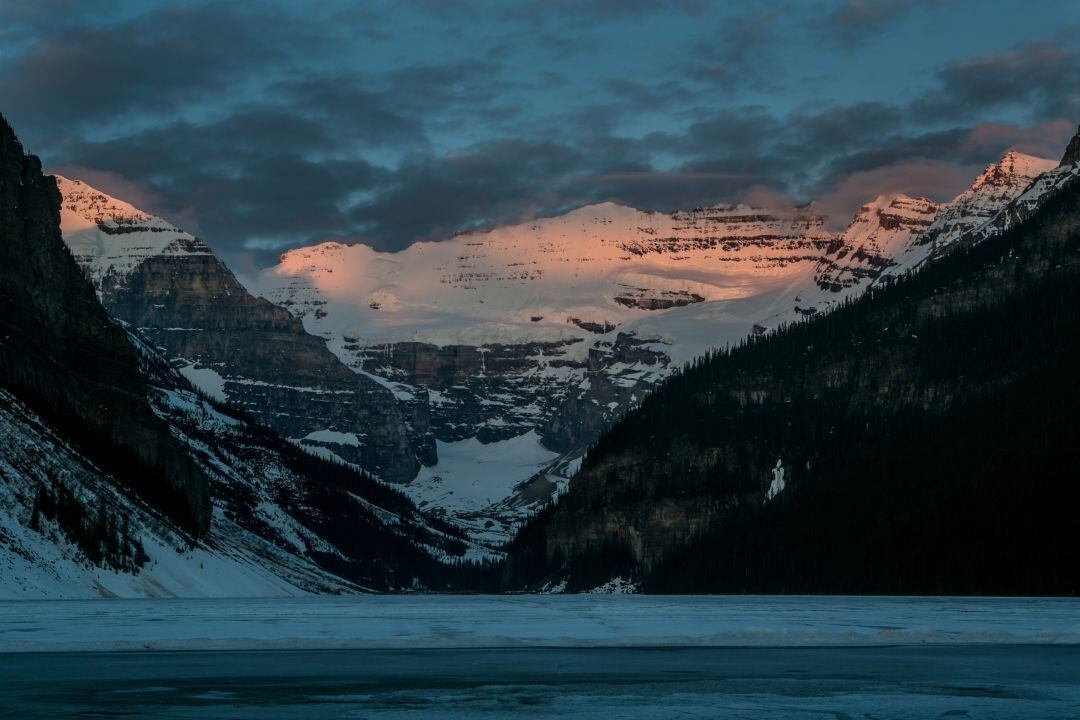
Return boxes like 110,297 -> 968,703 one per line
503,155 -> 1080,595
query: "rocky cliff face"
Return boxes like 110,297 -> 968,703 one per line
1061,124 -> 1080,167
57,177 -> 431,482
0,116 -> 211,535
814,195 -> 940,293
355,332 -> 666,453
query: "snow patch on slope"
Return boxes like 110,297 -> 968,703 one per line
406,430 -> 560,517
177,363 -> 228,403
0,389 -> 311,599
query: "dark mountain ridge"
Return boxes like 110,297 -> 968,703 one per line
0,114 -> 210,535
502,132 -> 1080,594
0,114 -> 488,595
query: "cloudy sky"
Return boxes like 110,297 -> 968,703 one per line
1,0 -> 1077,274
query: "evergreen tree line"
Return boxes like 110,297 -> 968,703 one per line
30,483 -> 149,573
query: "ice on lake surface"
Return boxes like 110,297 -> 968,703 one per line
5,645 -> 1080,720
1,594 -> 1078,652
2,596 -> 1079,719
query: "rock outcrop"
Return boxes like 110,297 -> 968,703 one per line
814,195 -> 940,293
1061,124 -> 1080,167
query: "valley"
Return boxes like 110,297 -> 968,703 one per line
52,146 -> 1067,548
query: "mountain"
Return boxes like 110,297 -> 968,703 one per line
895,151 -> 1058,269
0,116 -> 209,536
2,351 -> 487,597
57,176 -> 433,483
973,145 -> 1080,239
49,139 -> 1063,547
247,149 -> 1053,540
812,194 -> 940,293
0,115 -> 485,598
253,203 -> 836,537
501,130 -> 1080,594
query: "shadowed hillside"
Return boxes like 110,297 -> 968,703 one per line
503,141 -> 1080,595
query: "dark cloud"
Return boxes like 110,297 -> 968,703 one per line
811,127 -> 972,186
815,120 -> 1075,188
267,78 -> 428,150
55,114 -> 384,270
351,139 -> 586,249
0,0 -> 130,39
814,159 -> 978,228
819,0 -> 940,44
3,0 -> 1075,273
807,120 -> 1078,228
0,3 -> 304,136
961,120 -> 1077,160
501,0 -> 710,21
660,107 -> 785,158
572,170 -> 781,214
913,41 -> 1080,123
605,79 -> 698,113
684,8 -> 784,92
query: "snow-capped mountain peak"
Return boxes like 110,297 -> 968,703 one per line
885,150 -> 1057,271
261,200 -> 835,350
55,176 -> 176,232
814,193 -> 940,293
55,176 -> 211,289
972,150 -> 1057,191
55,175 -> 430,483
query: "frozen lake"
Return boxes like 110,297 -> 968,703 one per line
2,596 -> 1078,718
2,594 -> 1078,652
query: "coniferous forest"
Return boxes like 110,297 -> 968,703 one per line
503,172 -> 1080,595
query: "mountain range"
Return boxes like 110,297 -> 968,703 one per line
243,146 -> 1057,540
47,145 -> 1062,545
504,136 -> 1080,594
0,115 -> 487,598
2,107 -> 1078,595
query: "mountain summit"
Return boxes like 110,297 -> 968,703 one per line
908,150 -> 1057,263
55,177 -> 433,481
